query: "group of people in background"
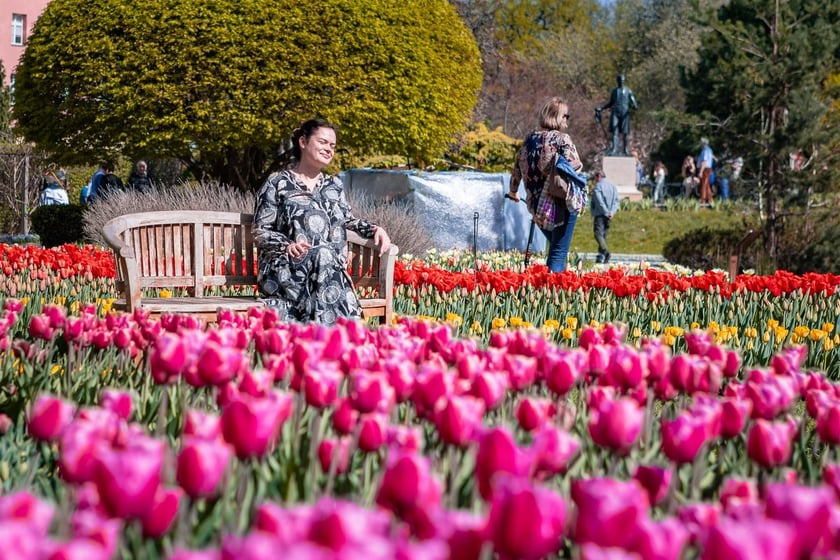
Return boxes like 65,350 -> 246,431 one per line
39,160 -> 155,207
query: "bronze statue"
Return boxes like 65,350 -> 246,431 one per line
595,74 -> 638,157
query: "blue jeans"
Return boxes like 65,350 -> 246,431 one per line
540,210 -> 578,272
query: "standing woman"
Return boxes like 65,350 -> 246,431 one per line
254,118 -> 391,325
508,97 -> 587,272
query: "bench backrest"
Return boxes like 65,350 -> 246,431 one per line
103,210 -> 398,313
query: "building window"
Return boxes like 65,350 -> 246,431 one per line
12,14 -> 26,46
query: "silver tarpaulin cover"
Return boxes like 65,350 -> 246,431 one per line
342,169 -> 546,253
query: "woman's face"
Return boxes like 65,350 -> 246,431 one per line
559,106 -> 570,130
300,127 -> 337,169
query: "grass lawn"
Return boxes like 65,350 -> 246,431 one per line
568,199 -> 760,255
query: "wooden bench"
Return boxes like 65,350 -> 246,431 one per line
103,210 -> 399,324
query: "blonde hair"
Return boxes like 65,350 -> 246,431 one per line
538,97 -> 570,130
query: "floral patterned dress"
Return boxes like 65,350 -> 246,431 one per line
253,170 -> 377,325
510,129 -> 585,230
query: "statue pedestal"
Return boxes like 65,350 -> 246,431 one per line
602,156 -> 643,201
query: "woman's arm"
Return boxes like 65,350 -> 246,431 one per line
253,176 -> 292,255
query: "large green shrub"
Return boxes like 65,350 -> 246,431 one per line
30,205 -> 88,247
444,123 -> 520,172
663,226 -> 762,273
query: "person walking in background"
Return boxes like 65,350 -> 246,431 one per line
696,137 -> 715,206
127,160 -> 155,193
509,97 -> 588,272
254,118 -> 391,325
84,161 -> 107,203
97,163 -> 125,199
590,170 -> 619,264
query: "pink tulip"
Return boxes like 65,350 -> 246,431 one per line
177,437 -> 232,498
587,345 -> 611,377
542,348 -> 584,396
141,487 -> 183,538
764,483 -> 834,558
349,371 -> 394,414
169,548 -> 222,560
515,397 -> 556,433
440,510 -> 486,560
412,363 -> 454,415
677,503 -> 720,546
530,425 -> 581,480
43,538 -> 112,560
633,465 -> 673,506
433,395 -> 485,447
331,397 -> 359,435
386,425 -> 424,453
684,331 -> 713,356
28,394 -> 74,442
357,413 -> 387,453
238,368 -> 275,397
722,350 -> 741,378
746,417 -> 797,469
571,477 -> 648,549
746,375 -> 797,420
0,491 -> 55,536
603,346 -> 646,391
149,332 -> 188,384
375,451 -> 442,516
660,413 -> 709,465
770,345 -> 808,376
578,326 -> 601,350
318,438 -> 351,475
62,316 -> 86,343
0,520 -> 43,559
59,422 -> 108,484
100,389 -> 132,420
588,397 -> 644,456
626,517 -> 689,560
183,409 -> 222,440
475,427 -> 531,500
578,543 -> 641,559
720,398 -> 752,438
700,517 -> 797,560
221,390 -> 294,459
817,402 -> 840,445
302,362 -> 342,409
94,437 -> 164,519
470,371 -> 509,410
503,354 -> 538,391
383,358 -> 415,403
718,479 -> 757,513
197,342 -> 246,387
28,313 -> 55,340
823,463 -> 840,500
486,475 -> 566,560
71,509 -> 121,558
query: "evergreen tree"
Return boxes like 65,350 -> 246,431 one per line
0,62 -> 11,140
683,0 -> 840,262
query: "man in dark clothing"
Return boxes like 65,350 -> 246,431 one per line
127,160 -> 155,193
97,163 -> 124,199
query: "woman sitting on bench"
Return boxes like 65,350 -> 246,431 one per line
254,118 -> 391,325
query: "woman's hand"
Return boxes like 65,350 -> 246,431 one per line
286,241 -> 312,259
373,226 -> 391,256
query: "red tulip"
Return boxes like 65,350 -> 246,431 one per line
475,427 -> 531,500
177,437 -> 232,498
221,390 -> 294,459
746,417 -> 797,469
588,397 -> 643,456
94,437 -> 164,520
433,395 -> 485,447
28,394 -> 74,442
141,487 -> 183,538
486,475 -> 566,560
571,477 -> 648,549
700,517 -> 797,560
660,412 -> 709,465
633,465 -> 673,506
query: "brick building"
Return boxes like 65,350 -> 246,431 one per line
0,0 -> 50,86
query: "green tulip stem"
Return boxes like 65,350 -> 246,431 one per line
307,413 -> 322,502
447,444 -> 460,508
156,385 -> 170,439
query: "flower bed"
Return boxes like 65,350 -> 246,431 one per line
3,244 -> 840,558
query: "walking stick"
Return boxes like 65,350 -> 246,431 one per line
594,109 -> 610,145
505,193 -> 534,268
